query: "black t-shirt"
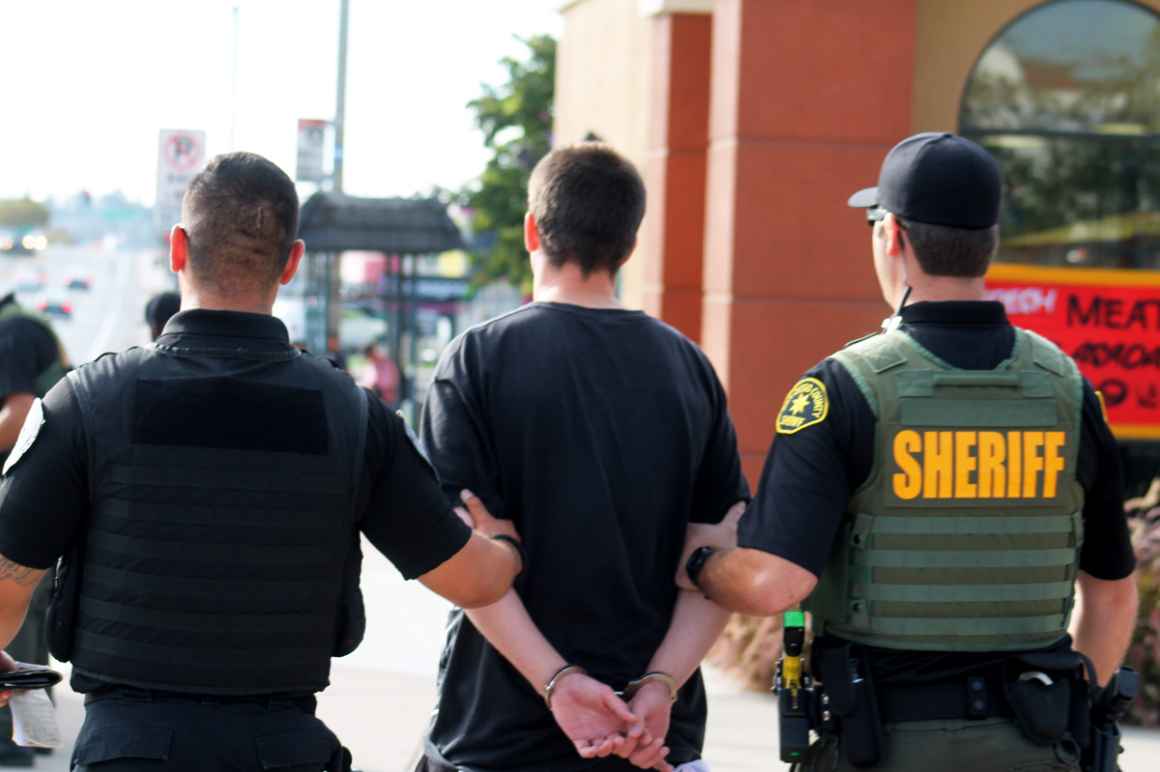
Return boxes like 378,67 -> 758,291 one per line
739,301 -> 1136,681
0,294 -> 59,401
0,310 -> 470,690
420,302 -> 749,772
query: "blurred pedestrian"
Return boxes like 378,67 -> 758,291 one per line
356,341 -> 401,407
144,290 -> 181,341
0,291 -> 67,766
0,152 -> 525,771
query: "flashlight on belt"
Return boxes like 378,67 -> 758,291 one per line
777,610 -> 811,763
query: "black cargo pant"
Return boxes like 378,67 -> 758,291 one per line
71,689 -> 349,771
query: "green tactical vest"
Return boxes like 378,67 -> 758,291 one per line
0,301 -> 69,397
806,327 -> 1085,652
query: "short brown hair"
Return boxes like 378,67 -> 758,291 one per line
899,218 -> 999,278
182,152 -> 299,293
527,143 -> 646,275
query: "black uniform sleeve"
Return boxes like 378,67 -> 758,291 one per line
737,358 -> 875,577
0,378 -> 89,569
359,395 -> 471,580
690,359 -> 749,523
1075,381 -> 1135,580
0,321 -> 49,399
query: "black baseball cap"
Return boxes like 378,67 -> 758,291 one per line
847,132 -> 1001,230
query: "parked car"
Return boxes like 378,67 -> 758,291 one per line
34,293 -> 73,319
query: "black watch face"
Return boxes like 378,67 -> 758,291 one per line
687,546 -> 713,584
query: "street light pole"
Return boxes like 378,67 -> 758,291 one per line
325,0 -> 350,357
229,2 -> 240,150
333,0 -> 349,193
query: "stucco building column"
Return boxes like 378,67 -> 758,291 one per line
701,0 -> 919,481
638,1 -> 714,340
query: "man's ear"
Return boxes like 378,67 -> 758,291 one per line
170,225 -> 189,274
524,212 -> 540,254
279,240 -> 306,285
883,213 -> 906,258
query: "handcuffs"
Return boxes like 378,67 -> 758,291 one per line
543,665 -> 678,708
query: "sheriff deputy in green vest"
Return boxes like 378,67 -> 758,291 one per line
0,290 -> 68,766
677,133 -> 1139,771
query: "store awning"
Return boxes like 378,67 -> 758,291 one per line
298,192 -> 464,254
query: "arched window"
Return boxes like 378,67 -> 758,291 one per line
960,0 -> 1160,269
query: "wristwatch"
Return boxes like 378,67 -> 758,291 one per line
685,546 -> 716,589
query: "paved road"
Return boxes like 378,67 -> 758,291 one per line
1,243 -> 171,367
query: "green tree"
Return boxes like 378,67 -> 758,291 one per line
0,198 -> 50,229
463,35 -> 555,291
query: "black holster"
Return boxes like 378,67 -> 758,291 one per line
45,539 -> 83,662
815,644 -> 883,767
1003,650 -> 1091,749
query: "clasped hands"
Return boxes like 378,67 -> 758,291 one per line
547,667 -> 675,772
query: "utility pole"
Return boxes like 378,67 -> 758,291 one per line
229,2 -> 240,150
325,0 -> 350,356
333,0 -> 349,193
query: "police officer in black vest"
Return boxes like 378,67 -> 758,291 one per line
678,134 -> 1138,771
0,152 -> 525,771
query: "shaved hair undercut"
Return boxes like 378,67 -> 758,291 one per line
181,152 -> 299,294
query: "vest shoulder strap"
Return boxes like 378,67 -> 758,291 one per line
831,331 -> 912,419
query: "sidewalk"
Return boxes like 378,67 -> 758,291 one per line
32,662 -> 1160,771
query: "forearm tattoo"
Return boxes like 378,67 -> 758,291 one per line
0,554 -> 41,586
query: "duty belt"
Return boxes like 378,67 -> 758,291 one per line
876,674 -> 1014,724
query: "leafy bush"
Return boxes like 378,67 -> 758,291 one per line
1125,479 -> 1160,725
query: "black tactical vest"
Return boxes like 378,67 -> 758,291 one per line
62,337 -> 367,695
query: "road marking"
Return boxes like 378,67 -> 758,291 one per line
87,252 -> 135,362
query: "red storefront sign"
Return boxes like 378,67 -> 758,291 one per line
984,264 -> 1160,440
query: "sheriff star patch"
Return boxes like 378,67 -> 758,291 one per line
3,398 -> 44,476
776,377 -> 829,435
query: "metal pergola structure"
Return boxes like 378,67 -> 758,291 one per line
297,192 -> 464,403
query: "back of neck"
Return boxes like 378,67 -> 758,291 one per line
533,264 -> 622,310
179,291 -> 275,316
905,275 -> 987,305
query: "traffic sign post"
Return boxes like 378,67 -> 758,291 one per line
296,119 -> 331,184
155,129 -> 207,238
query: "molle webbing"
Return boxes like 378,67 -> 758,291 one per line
65,348 -> 365,694
809,328 -> 1085,652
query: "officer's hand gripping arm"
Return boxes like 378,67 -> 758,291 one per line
416,491 -> 522,609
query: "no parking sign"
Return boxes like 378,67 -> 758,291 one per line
155,129 -> 206,236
